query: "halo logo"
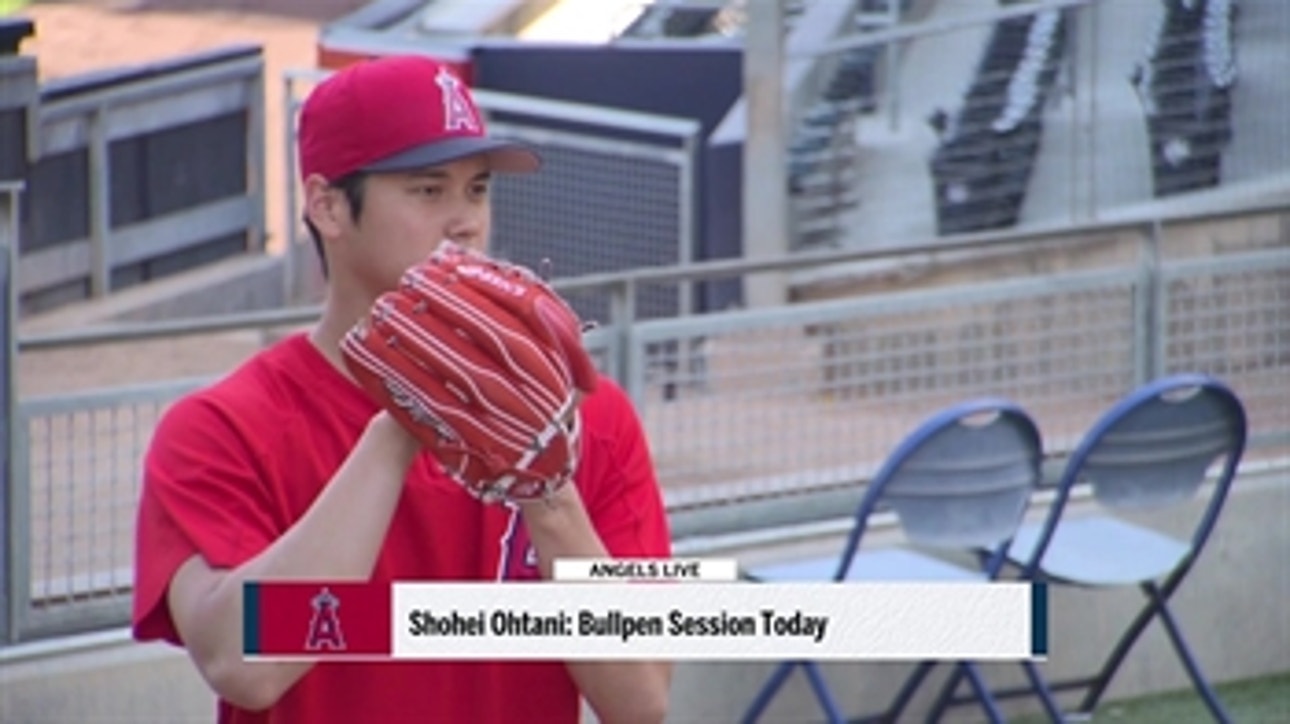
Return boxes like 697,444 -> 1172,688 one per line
305,587 -> 347,651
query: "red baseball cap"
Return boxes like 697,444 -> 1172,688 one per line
298,55 -> 540,182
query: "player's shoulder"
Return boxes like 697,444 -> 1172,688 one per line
578,374 -> 637,425
154,333 -> 314,439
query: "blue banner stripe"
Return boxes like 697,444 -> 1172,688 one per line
1031,582 -> 1048,657
243,581 -> 261,655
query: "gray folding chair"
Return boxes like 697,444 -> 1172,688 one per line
1003,373 -> 1247,723
740,397 -> 1060,724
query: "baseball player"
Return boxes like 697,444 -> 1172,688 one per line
132,55 -> 673,724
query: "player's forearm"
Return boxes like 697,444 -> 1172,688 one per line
518,489 -> 673,724
175,413 -> 419,710
567,660 -> 672,724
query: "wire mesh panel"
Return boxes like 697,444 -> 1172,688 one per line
14,380 -> 203,639
486,133 -> 690,324
633,269 -> 1141,503
1160,248 -> 1290,456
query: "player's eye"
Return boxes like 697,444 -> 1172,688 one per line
469,181 -> 491,199
413,185 -> 443,198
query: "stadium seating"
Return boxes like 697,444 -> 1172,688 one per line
928,8 -> 1068,235
786,8 -> 884,249
1131,0 -> 1239,197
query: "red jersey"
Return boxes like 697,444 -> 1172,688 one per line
133,333 -> 671,724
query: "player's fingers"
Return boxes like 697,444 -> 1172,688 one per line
404,264 -> 570,407
369,294 -> 549,442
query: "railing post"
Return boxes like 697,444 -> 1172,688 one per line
743,0 -> 791,308
1,182 -> 22,643
87,106 -> 112,298
1075,1 -> 1100,221
282,71 -> 299,305
678,131 -> 697,318
609,278 -> 640,404
1135,219 -> 1163,386
885,37 -> 901,134
245,52 -> 268,254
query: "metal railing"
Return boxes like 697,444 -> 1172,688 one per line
18,45 -> 267,313
6,195 -> 1289,643
1,182 -> 20,645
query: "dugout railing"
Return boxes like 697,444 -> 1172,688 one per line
12,45 -> 268,315
3,182 -> 1288,643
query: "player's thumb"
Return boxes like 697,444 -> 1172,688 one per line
535,296 -> 599,394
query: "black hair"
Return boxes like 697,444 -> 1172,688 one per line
304,171 -> 369,279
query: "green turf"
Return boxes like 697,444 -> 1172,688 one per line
0,0 -> 30,16
1012,670 -> 1290,724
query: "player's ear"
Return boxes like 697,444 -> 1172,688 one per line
303,174 -> 345,239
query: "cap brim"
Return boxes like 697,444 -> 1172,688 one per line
362,137 -> 541,174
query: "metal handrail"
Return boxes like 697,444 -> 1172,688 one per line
17,191 -> 1288,352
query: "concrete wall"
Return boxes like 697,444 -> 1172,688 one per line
1,468 -> 1285,723
791,209 -> 1289,304
18,252 -> 286,333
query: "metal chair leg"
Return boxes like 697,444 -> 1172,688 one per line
802,661 -> 848,724
741,661 -> 797,724
1021,660 -> 1066,723
924,664 -> 966,723
1076,582 -> 1166,713
961,663 -> 1007,724
1151,585 -> 1233,724
742,661 -> 848,724
882,661 -> 938,724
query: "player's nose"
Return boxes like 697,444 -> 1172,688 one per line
444,208 -> 486,251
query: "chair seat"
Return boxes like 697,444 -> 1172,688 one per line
1007,515 -> 1190,586
745,547 -> 984,583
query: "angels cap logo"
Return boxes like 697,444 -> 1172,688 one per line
305,587 -> 347,651
435,67 -> 480,133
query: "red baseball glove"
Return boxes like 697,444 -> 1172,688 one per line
340,242 -> 599,503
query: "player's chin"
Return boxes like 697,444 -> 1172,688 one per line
375,257 -> 429,293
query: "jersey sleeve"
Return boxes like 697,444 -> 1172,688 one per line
132,393 -> 282,646
577,377 -> 672,559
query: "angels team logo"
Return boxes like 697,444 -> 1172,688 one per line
435,67 -> 480,133
496,505 -> 540,581
305,587 -> 347,651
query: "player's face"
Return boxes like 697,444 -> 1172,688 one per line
346,155 -> 494,296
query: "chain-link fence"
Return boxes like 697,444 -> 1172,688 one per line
11,379 -> 205,640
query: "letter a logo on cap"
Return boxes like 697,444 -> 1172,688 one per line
436,67 -> 480,133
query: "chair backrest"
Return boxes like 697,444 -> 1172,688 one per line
1022,373 -> 1247,574
1078,376 -> 1246,511
834,398 -> 1044,579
